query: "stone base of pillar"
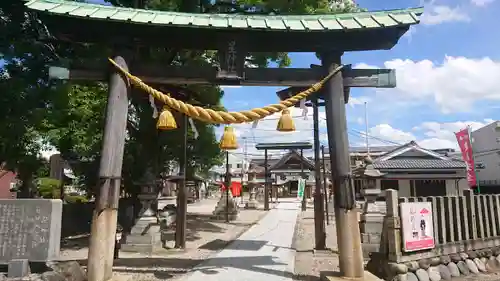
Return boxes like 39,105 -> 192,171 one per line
212,192 -> 239,221
245,199 -> 259,209
121,216 -> 158,254
245,190 -> 259,209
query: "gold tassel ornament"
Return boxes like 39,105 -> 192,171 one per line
276,108 -> 295,132
219,126 -> 238,150
156,105 -> 177,130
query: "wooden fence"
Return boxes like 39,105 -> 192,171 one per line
382,189 -> 500,263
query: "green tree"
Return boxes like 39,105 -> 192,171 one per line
37,177 -> 62,198
43,83 -> 108,195
0,0 -> 60,197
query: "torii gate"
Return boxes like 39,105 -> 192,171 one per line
24,0 -> 422,280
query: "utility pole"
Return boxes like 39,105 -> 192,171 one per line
313,96 -> 326,249
322,52 -> 364,278
364,102 -> 370,157
264,149 -> 269,210
87,56 -> 129,281
321,145 -> 329,225
225,151 -> 231,222
300,149 -> 307,211
241,137 -> 247,204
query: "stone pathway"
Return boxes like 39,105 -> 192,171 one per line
179,198 -> 301,281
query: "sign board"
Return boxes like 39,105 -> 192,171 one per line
400,202 -> 435,252
282,172 -> 301,176
0,199 -> 62,262
297,178 -> 306,200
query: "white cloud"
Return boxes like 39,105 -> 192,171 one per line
369,124 -> 416,145
349,96 -> 371,107
366,119 -> 495,150
363,56 -> 500,113
471,0 -> 496,6
420,5 -> 470,25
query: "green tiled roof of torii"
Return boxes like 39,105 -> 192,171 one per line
25,0 -> 423,32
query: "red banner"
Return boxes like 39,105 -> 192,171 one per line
455,128 -> 476,188
220,181 -> 242,197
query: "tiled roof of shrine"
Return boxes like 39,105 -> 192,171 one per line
372,159 -> 467,170
25,0 -> 423,32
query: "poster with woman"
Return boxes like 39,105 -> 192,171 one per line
400,202 -> 435,252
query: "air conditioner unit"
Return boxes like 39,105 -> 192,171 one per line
495,121 -> 500,132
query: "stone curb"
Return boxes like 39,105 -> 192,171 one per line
388,251 -> 500,281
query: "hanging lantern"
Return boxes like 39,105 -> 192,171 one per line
276,108 -> 295,132
156,105 -> 177,130
219,126 -> 238,150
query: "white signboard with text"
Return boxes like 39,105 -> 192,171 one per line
400,202 -> 435,252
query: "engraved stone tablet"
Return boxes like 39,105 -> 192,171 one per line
0,199 -> 62,263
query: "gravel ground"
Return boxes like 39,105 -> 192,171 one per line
293,203 -> 340,281
60,197 -> 268,281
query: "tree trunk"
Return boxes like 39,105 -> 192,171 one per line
18,173 -> 33,198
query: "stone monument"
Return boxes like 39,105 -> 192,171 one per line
0,199 -> 63,278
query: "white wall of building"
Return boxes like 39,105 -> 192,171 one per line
210,153 -> 251,183
388,179 -> 465,197
472,121 -> 500,184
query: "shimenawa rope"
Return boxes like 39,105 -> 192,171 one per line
107,58 -> 344,124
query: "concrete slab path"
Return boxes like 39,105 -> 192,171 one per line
181,198 -> 301,281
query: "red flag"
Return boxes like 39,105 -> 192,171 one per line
231,181 -> 242,197
455,128 -> 476,188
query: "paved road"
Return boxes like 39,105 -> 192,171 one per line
181,198 -> 301,281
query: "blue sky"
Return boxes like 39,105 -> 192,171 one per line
216,0 -> 500,157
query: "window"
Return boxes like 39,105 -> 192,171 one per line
237,164 -> 242,168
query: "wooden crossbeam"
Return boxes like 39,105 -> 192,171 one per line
48,64 -> 396,88
277,87 -> 351,104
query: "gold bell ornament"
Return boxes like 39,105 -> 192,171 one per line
156,105 -> 177,130
276,108 -> 295,132
219,126 -> 239,150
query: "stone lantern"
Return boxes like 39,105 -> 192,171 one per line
121,168 -> 162,254
354,158 -> 386,258
212,167 -> 239,220
245,166 -> 260,209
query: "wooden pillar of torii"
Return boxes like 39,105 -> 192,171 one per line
276,59 -> 388,277
322,52 -> 364,277
86,55 -> 129,281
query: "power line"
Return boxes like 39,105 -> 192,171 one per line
349,128 -> 402,146
319,117 -> 401,146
